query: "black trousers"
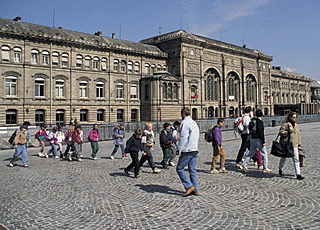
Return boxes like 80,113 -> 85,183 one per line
125,151 -> 139,177
139,147 -> 155,170
236,134 -> 250,163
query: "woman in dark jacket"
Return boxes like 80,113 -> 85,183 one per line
124,128 -> 144,178
279,112 -> 304,180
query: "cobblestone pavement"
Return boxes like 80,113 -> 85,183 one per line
0,122 -> 319,230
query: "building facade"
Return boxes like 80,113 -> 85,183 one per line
0,17 -> 317,126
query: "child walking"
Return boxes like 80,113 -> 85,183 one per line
160,123 -> 173,169
89,124 -> 100,160
64,125 -> 74,160
110,123 -> 126,159
56,126 -> 65,158
46,127 -> 59,158
211,118 -> 227,174
72,124 -> 83,162
124,128 -> 144,178
35,125 -> 47,157
9,125 -> 29,167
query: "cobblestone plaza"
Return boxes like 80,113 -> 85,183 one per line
1,122 -> 319,230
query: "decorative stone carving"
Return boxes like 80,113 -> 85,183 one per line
203,52 -> 221,62
187,62 -> 200,73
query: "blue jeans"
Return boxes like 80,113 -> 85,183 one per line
242,138 -> 268,169
279,147 -> 300,175
11,144 -> 27,165
176,152 -> 198,192
111,144 -> 125,157
47,143 -> 58,156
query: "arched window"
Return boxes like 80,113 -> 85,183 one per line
61,53 -> 69,67
157,65 -> 162,72
191,85 -> 198,100
151,64 -> 155,74
208,106 -> 214,118
173,83 -> 178,100
120,60 -> 126,72
246,75 -> 256,102
128,61 -> 133,73
205,69 -> 220,101
227,72 -> 239,101
93,57 -> 99,70
167,83 -> 173,99
55,79 -> 65,98
101,58 -> 107,71
162,83 -> 167,100
96,81 -> 104,98
116,83 -> 124,99
52,51 -> 59,66
145,63 -> 150,75
79,81 -> 88,98
5,76 -> 17,96
76,55 -> 83,68
13,47 -> 21,63
84,56 -> 91,69
42,51 -> 49,65
31,49 -> 39,64
134,62 -> 140,73
35,78 -> 45,97
1,45 -> 10,61
113,59 -> 119,72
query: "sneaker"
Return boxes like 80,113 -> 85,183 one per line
9,162 -> 14,167
169,161 -> 176,166
93,157 -> 97,160
38,152 -> 44,157
124,169 -> 129,176
263,168 -> 272,173
77,158 -> 82,162
23,164 -> 29,167
110,155 -> 115,160
153,168 -> 161,173
80,154 -> 83,158
297,174 -> 305,180
235,163 -> 242,169
210,169 -> 220,174
219,168 -> 228,173
258,166 -> 263,170
54,156 -> 59,159
239,165 -> 248,172
254,161 -> 258,166
68,156 -> 72,162
45,154 -> 49,158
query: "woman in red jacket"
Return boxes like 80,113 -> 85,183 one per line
89,124 -> 100,160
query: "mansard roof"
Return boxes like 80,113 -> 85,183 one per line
0,18 -> 167,58
141,30 -> 273,62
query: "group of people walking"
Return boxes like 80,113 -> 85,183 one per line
8,107 -> 305,197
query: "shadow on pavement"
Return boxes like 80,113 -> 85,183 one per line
135,184 -> 182,195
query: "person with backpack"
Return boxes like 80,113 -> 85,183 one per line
45,127 -> 59,158
89,124 -> 100,160
35,125 -> 48,157
124,128 -> 145,178
169,120 -> 180,166
9,125 -> 29,167
278,112 -> 304,180
239,109 -> 272,173
64,125 -> 74,160
160,123 -> 173,169
110,123 -> 126,160
139,122 -> 161,174
9,121 -> 31,157
210,118 -> 227,174
235,106 -> 252,168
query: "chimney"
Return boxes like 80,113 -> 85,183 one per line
94,30 -> 102,36
112,33 -> 116,39
13,16 -> 21,22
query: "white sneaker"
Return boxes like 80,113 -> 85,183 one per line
45,154 -> 49,158
219,168 -> 228,173
77,158 -> 82,162
239,165 -> 248,172
258,166 -> 263,170
54,156 -> 59,159
263,168 -> 272,173
153,168 -> 161,173
169,161 -> 176,166
235,163 -> 241,169
93,157 -> 97,160
9,162 -> 14,167
110,155 -> 115,160
38,152 -> 44,157
210,169 -> 220,174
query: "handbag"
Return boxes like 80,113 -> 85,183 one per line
270,130 -> 294,158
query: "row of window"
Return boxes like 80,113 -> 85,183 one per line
271,80 -> 308,91
5,76 -> 138,99
1,45 -> 166,74
272,93 -> 307,104
5,108 -> 139,125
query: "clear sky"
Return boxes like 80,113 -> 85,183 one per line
1,0 -> 319,80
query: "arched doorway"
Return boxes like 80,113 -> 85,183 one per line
208,106 -> 214,118
235,107 -> 239,117
229,106 -> 234,118
215,108 -> 219,118
192,108 -> 198,120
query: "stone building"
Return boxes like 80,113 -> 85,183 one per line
0,17 -> 317,127
310,80 -> 320,113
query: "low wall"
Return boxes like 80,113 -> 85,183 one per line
1,114 -> 320,149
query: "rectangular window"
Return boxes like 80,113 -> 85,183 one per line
14,52 -> 21,62
101,61 -> 107,71
97,110 -> 104,121
6,110 -> 17,124
130,84 -> 137,99
55,80 -> 65,98
2,49 -> 9,60
117,109 -> 124,122
96,83 -> 104,98
32,53 -> 38,64
80,110 -> 88,122
52,56 -> 59,66
35,110 -> 45,127
85,59 -> 90,69
6,77 -> 17,96
131,109 -> 138,122
116,84 -> 123,99
93,60 -> 99,70
42,55 -> 49,65
56,110 -> 65,126
79,82 -> 88,98
62,57 -> 68,67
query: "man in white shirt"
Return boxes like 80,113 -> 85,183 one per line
176,108 -> 200,197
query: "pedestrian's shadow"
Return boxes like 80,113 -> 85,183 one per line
241,171 -> 275,179
135,184 -> 182,195
109,171 -> 128,177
